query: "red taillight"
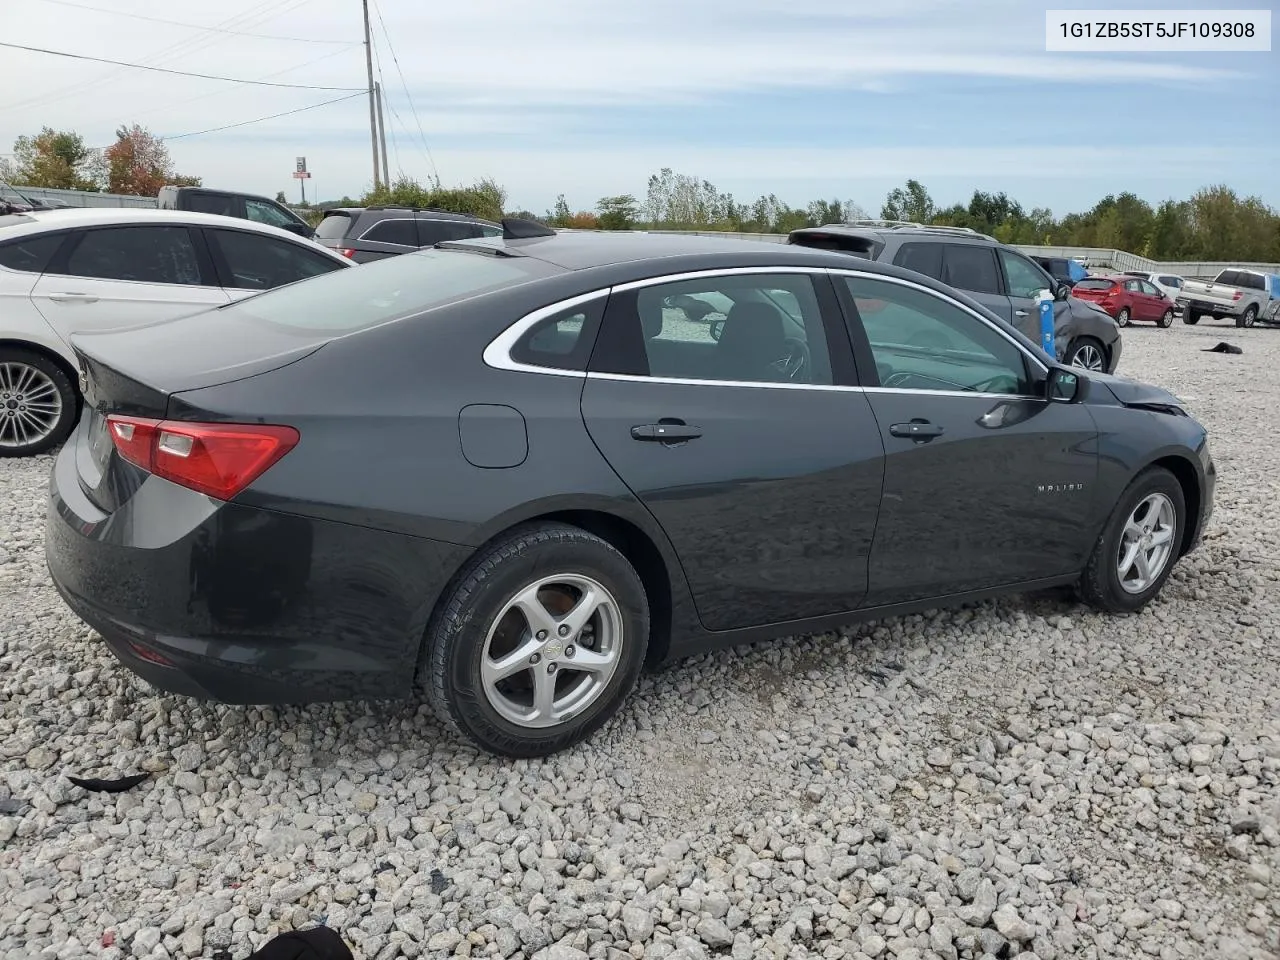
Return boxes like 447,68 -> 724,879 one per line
127,641 -> 174,667
106,415 -> 299,500
1232,291 -> 1242,301
337,247 -> 356,259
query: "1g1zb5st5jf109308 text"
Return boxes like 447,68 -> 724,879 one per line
1045,9 -> 1271,51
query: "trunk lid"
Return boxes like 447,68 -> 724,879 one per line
70,307 -> 331,512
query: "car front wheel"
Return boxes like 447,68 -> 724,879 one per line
0,348 -> 78,458
1158,309 -> 1173,328
1066,336 -> 1107,372
1079,466 -> 1185,613
425,522 -> 649,757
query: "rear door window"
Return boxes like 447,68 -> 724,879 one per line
59,226 -> 203,285
0,232 -> 66,273
892,242 -> 943,280
941,244 -> 1002,295
418,219 -> 485,245
207,228 -> 343,290
185,193 -> 239,218
362,219 -> 418,246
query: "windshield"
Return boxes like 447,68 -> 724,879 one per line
218,247 -> 565,334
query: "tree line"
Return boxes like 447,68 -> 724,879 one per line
5,125 -> 1277,261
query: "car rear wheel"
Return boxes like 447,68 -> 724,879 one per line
1236,306 -> 1258,328
1115,307 -> 1131,327
1078,466 -> 1185,614
1158,309 -> 1173,328
424,522 -> 649,757
1182,312 -> 1200,325
1066,336 -> 1107,372
0,348 -> 78,458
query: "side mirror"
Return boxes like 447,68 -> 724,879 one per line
1046,367 -> 1082,402
1054,282 -> 1072,302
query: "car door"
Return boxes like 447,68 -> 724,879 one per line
202,227 -> 346,300
996,247 -> 1060,343
940,243 -> 1012,321
29,224 -> 229,339
833,270 -> 1098,606
1138,279 -> 1167,318
580,268 -> 885,631
1121,279 -> 1149,319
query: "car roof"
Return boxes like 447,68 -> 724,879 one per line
790,221 -> 1000,244
0,207 -> 348,258
323,206 -> 496,224
441,230 -> 869,271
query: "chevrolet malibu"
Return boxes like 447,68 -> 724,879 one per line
45,223 -> 1216,757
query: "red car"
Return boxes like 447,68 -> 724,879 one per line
1071,275 -> 1176,328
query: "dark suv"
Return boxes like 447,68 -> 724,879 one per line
314,206 -> 502,263
787,221 -> 1122,373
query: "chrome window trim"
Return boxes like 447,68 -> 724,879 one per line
483,264 -> 1050,391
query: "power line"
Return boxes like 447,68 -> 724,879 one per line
370,0 -> 439,185
0,42 -> 365,91
162,91 -> 365,140
34,0 -> 350,43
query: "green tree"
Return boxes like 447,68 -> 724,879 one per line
275,190 -> 288,204
362,175 -> 505,222
10,127 -> 103,190
596,194 -> 638,230
547,194 -> 571,227
881,179 -> 935,222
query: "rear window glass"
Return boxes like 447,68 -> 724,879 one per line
1074,278 -> 1115,290
219,248 -> 565,334
314,213 -> 353,240
0,232 -> 64,272
789,232 -> 877,258
1239,272 -> 1265,290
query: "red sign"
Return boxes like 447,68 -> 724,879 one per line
292,171 -> 312,179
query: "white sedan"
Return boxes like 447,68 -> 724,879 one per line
0,207 -> 351,457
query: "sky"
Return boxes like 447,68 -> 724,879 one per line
3,0 -> 1277,218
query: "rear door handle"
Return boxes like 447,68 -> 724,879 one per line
631,423 -> 703,442
1014,309 -> 1029,317
889,420 -> 944,441
47,292 -> 100,303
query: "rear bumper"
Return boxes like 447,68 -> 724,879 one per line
45,439 -> 470,705
1178,297 -> 1238,316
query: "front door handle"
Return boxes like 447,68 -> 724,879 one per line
631,422 -> 703,443
47,292 -> 100,303
1014,309 -> 1029,318
889,420 -> 944,441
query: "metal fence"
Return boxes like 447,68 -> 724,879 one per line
13,185 -> 157,209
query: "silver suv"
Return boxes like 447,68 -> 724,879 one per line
788,220 -> 1123,373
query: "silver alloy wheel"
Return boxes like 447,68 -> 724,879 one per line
1116,492 -> 1176,594
1070,343 -> 1105,371
480,573 -> 623,728
0,361 -> 63,450
1116,308 -> 1130,327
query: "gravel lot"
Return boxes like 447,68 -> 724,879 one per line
2,322 -> 1278,960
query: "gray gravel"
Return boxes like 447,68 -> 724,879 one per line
2,322 -> 1278,960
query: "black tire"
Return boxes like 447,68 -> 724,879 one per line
1158,309 -> 1173,328
1182,312 -> 1200,325
0,347 -> 78,458
424,522 -> 649,757
1065,336 -> 1107,372
1236,306 -> 1258,328
1078,466 -> 1185,614
1116,307 -> 1131,327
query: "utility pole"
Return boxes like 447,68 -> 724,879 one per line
374,81 -> 390,187
362,0 -> 380,191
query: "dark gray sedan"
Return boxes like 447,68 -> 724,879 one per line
46,225 -> 1214,757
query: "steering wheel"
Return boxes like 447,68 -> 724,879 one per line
969,373 -> 1018,394
774,337 -> 812,382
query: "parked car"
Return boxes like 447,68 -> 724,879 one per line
157,185 -> 315,239
1032,255 -> 1090,286
1177,268 -> 1277,328
1121,269 -> 1186,305
1069,275 -> 1178,328
1,180 -> 70,214
0,207 -> 351,456
313,206 -> 503,263
786,222 -> 1123,373
45,225 -> 1215,757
